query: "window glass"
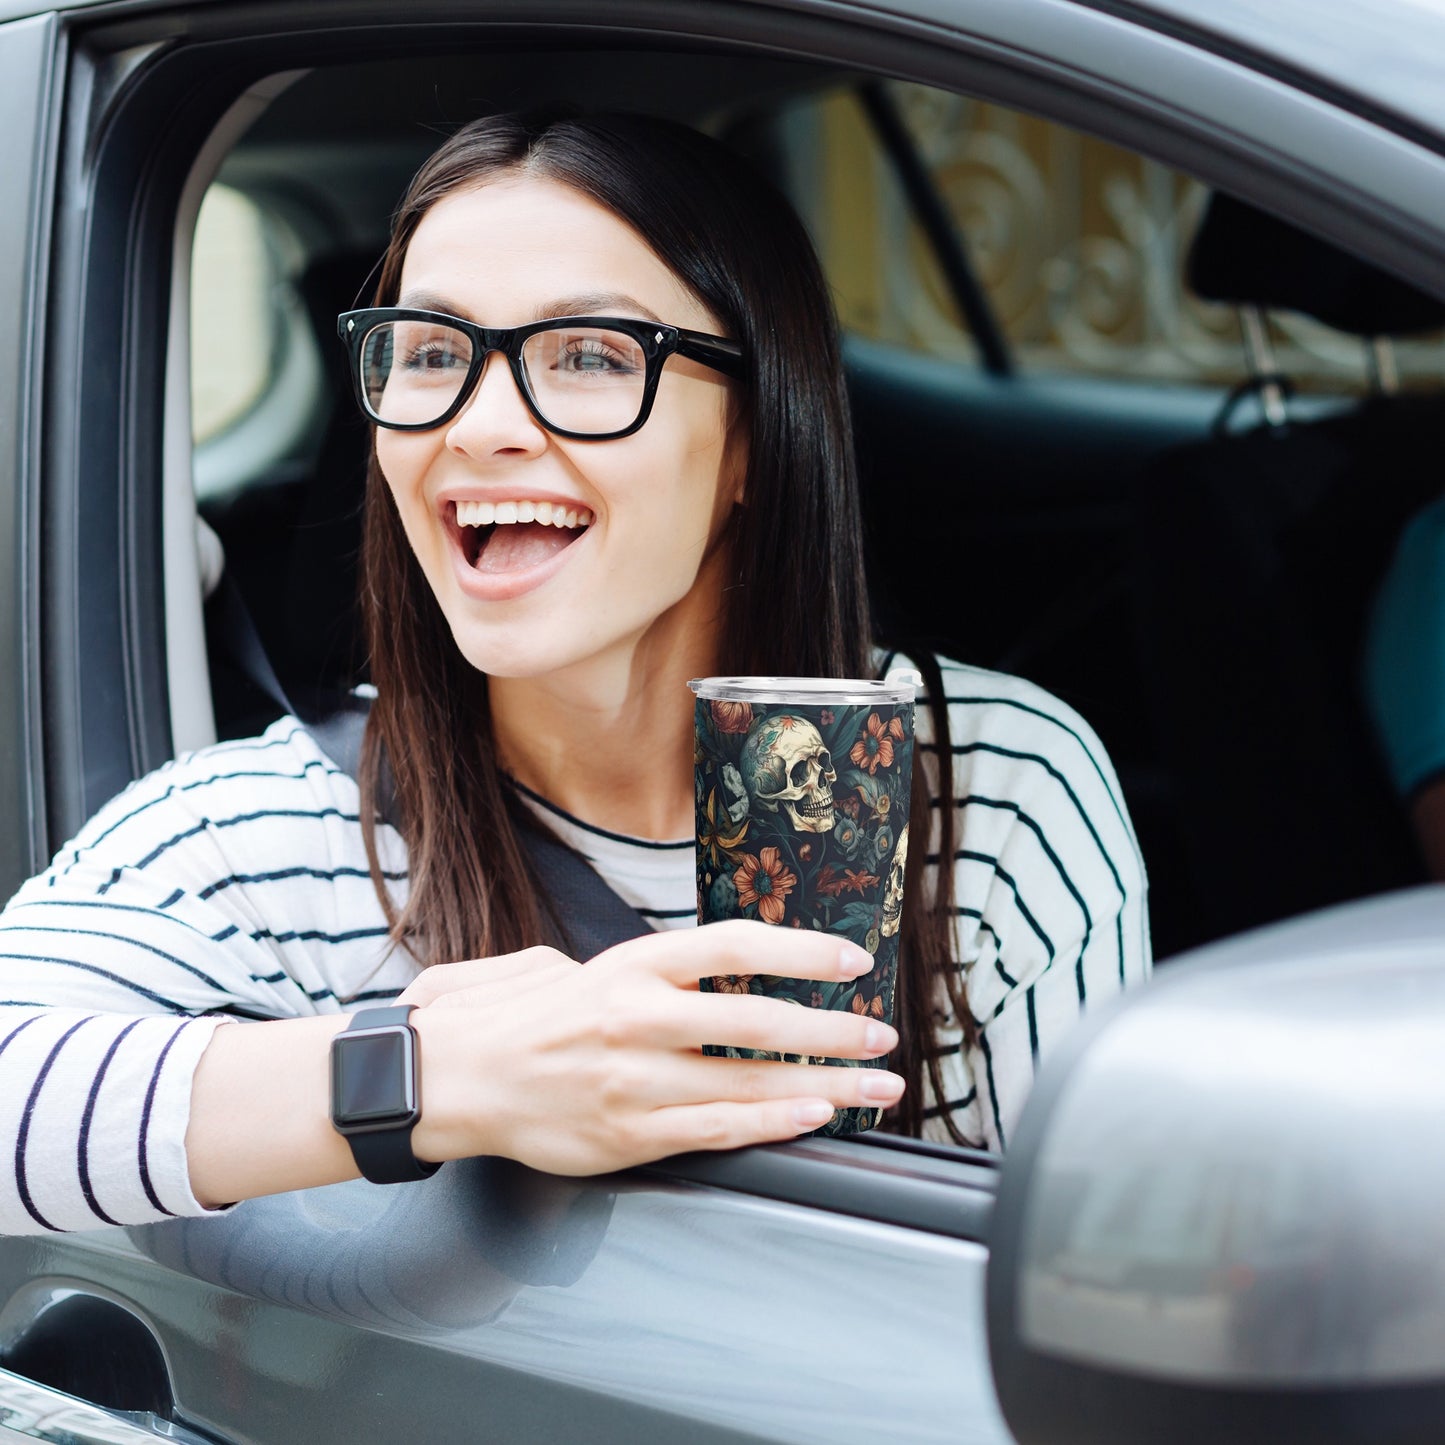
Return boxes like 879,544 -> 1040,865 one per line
771,89 -> 976,362
780,81 -> 1445,394
190,185 -> 279,443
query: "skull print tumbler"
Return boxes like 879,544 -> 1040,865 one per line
688,675 -> 916,1135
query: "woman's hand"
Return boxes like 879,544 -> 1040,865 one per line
405,920 -> 903,1175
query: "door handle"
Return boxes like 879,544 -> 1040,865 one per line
0,1364 -> 218,1444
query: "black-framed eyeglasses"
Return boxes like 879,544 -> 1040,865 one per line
337,307 -> 746,440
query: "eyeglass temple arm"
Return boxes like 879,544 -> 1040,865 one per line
675,330 -> 746,378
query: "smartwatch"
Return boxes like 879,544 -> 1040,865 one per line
329,1005 -> 442,1184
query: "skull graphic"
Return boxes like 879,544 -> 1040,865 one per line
880,822 -> 909,937
740,714 -> 838,834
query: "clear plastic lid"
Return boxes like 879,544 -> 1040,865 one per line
688,673 -> 918,705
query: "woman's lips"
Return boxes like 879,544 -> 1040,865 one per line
445,509 -> 590,602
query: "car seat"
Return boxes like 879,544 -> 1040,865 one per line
1132,193 -> 1445,942
203,248 -> 377,737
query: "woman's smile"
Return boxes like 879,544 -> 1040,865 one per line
444,494 -> 596,601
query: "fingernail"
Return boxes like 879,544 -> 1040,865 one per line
794,1100 -> 835,1128
864,1021 -> 897,1054
860,1072 -> 904,1102
840,944 -> 874,976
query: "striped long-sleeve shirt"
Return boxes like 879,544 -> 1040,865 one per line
0,655 -> 1148,1234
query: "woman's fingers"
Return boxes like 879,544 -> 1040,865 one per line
596,918 -> 876,988
398,947 -> 577,1006
637,1097 -> 864,1160
612,988 -> 896,1060
614,1054 -> 904,1111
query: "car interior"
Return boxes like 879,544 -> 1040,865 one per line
180,46 -> 1444,966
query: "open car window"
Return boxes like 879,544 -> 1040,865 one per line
775,80 -> 1445,398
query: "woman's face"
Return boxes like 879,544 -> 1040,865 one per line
376,174 -> 744,682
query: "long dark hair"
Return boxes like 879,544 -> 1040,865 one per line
358,113 -> 972,1142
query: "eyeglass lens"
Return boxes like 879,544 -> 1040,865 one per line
359,319 -> 650,434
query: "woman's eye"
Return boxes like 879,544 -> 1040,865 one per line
402,340 -> 468,372
558,340 -> 635,375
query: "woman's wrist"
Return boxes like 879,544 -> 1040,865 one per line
406,1003 -> 503,1166
187,1014 -> 358,1210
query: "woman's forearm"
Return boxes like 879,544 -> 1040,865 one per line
186,1014 -> 358,1209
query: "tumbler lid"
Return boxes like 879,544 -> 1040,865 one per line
688,675 -> 916,705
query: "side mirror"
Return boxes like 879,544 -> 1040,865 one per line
986,890 -> 1445,1445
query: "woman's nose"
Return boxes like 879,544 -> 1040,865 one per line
444,350 -> 548,458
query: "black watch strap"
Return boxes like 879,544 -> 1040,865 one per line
331,1004 -> 441,1184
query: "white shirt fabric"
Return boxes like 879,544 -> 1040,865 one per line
0,655 -> 1148,1235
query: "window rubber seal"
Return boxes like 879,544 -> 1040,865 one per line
639,1130 -> 998,1243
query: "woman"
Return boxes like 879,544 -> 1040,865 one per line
0,113 -> 1148,1235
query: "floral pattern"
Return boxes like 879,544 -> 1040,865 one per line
710,699 -> 754,734
849,712 -> 906,775
733,846 -> 797,925
693,692 -> 915,1137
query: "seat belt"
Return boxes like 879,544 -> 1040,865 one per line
307,703 -> 657,961
208,569 -> 656,960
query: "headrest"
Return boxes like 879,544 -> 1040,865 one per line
1187,192 -> 1445,337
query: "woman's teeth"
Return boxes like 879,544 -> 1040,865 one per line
455,500 -> 592,529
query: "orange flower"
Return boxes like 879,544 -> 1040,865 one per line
713,974 -> 755,994
840,868 -> 880,896
710,699 -> 754,734
850,993 -> 886,1020
849,713 -> 897,775
733,846 -> 797,925
816,865 -> 848,898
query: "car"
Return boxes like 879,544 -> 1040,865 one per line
1,0 -> 1443,1441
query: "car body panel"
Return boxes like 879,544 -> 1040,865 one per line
0,1158 -> 1007,1444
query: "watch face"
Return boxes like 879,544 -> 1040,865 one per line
332,1029 -> 417,1127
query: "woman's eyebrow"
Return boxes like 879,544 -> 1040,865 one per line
396,288 -> 475,319
538,294 -> 664,323
393,290 -> 666,324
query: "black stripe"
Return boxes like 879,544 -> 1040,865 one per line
5,897 -> 244,945
977,1024 -> 1006,1148
950,906 -> 1002,951
61,744 -> 337,870
346,988 -> 403,1004
77,1018 -> 146,1228
0,954 -> 191,1012
137,1026 -> 188,1218
928,849 -> 1056,964
4,925 -> 233,996
1025,985 -> 1040,1066
15,1016 -> 95,1231
933,686 -> 1136,843
507,776 -> 692,851
198,864 -> 406,900
157,888 -> 184,909
921,1087 -> 977,1120
923,737 -> 1131,984
993,951 -> 1020,990
634,908 -> 696,919
247,925 -> 392,947
101,807 -> 368,886
951,793 -> 1092,994
0,1016 -> 41,1056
